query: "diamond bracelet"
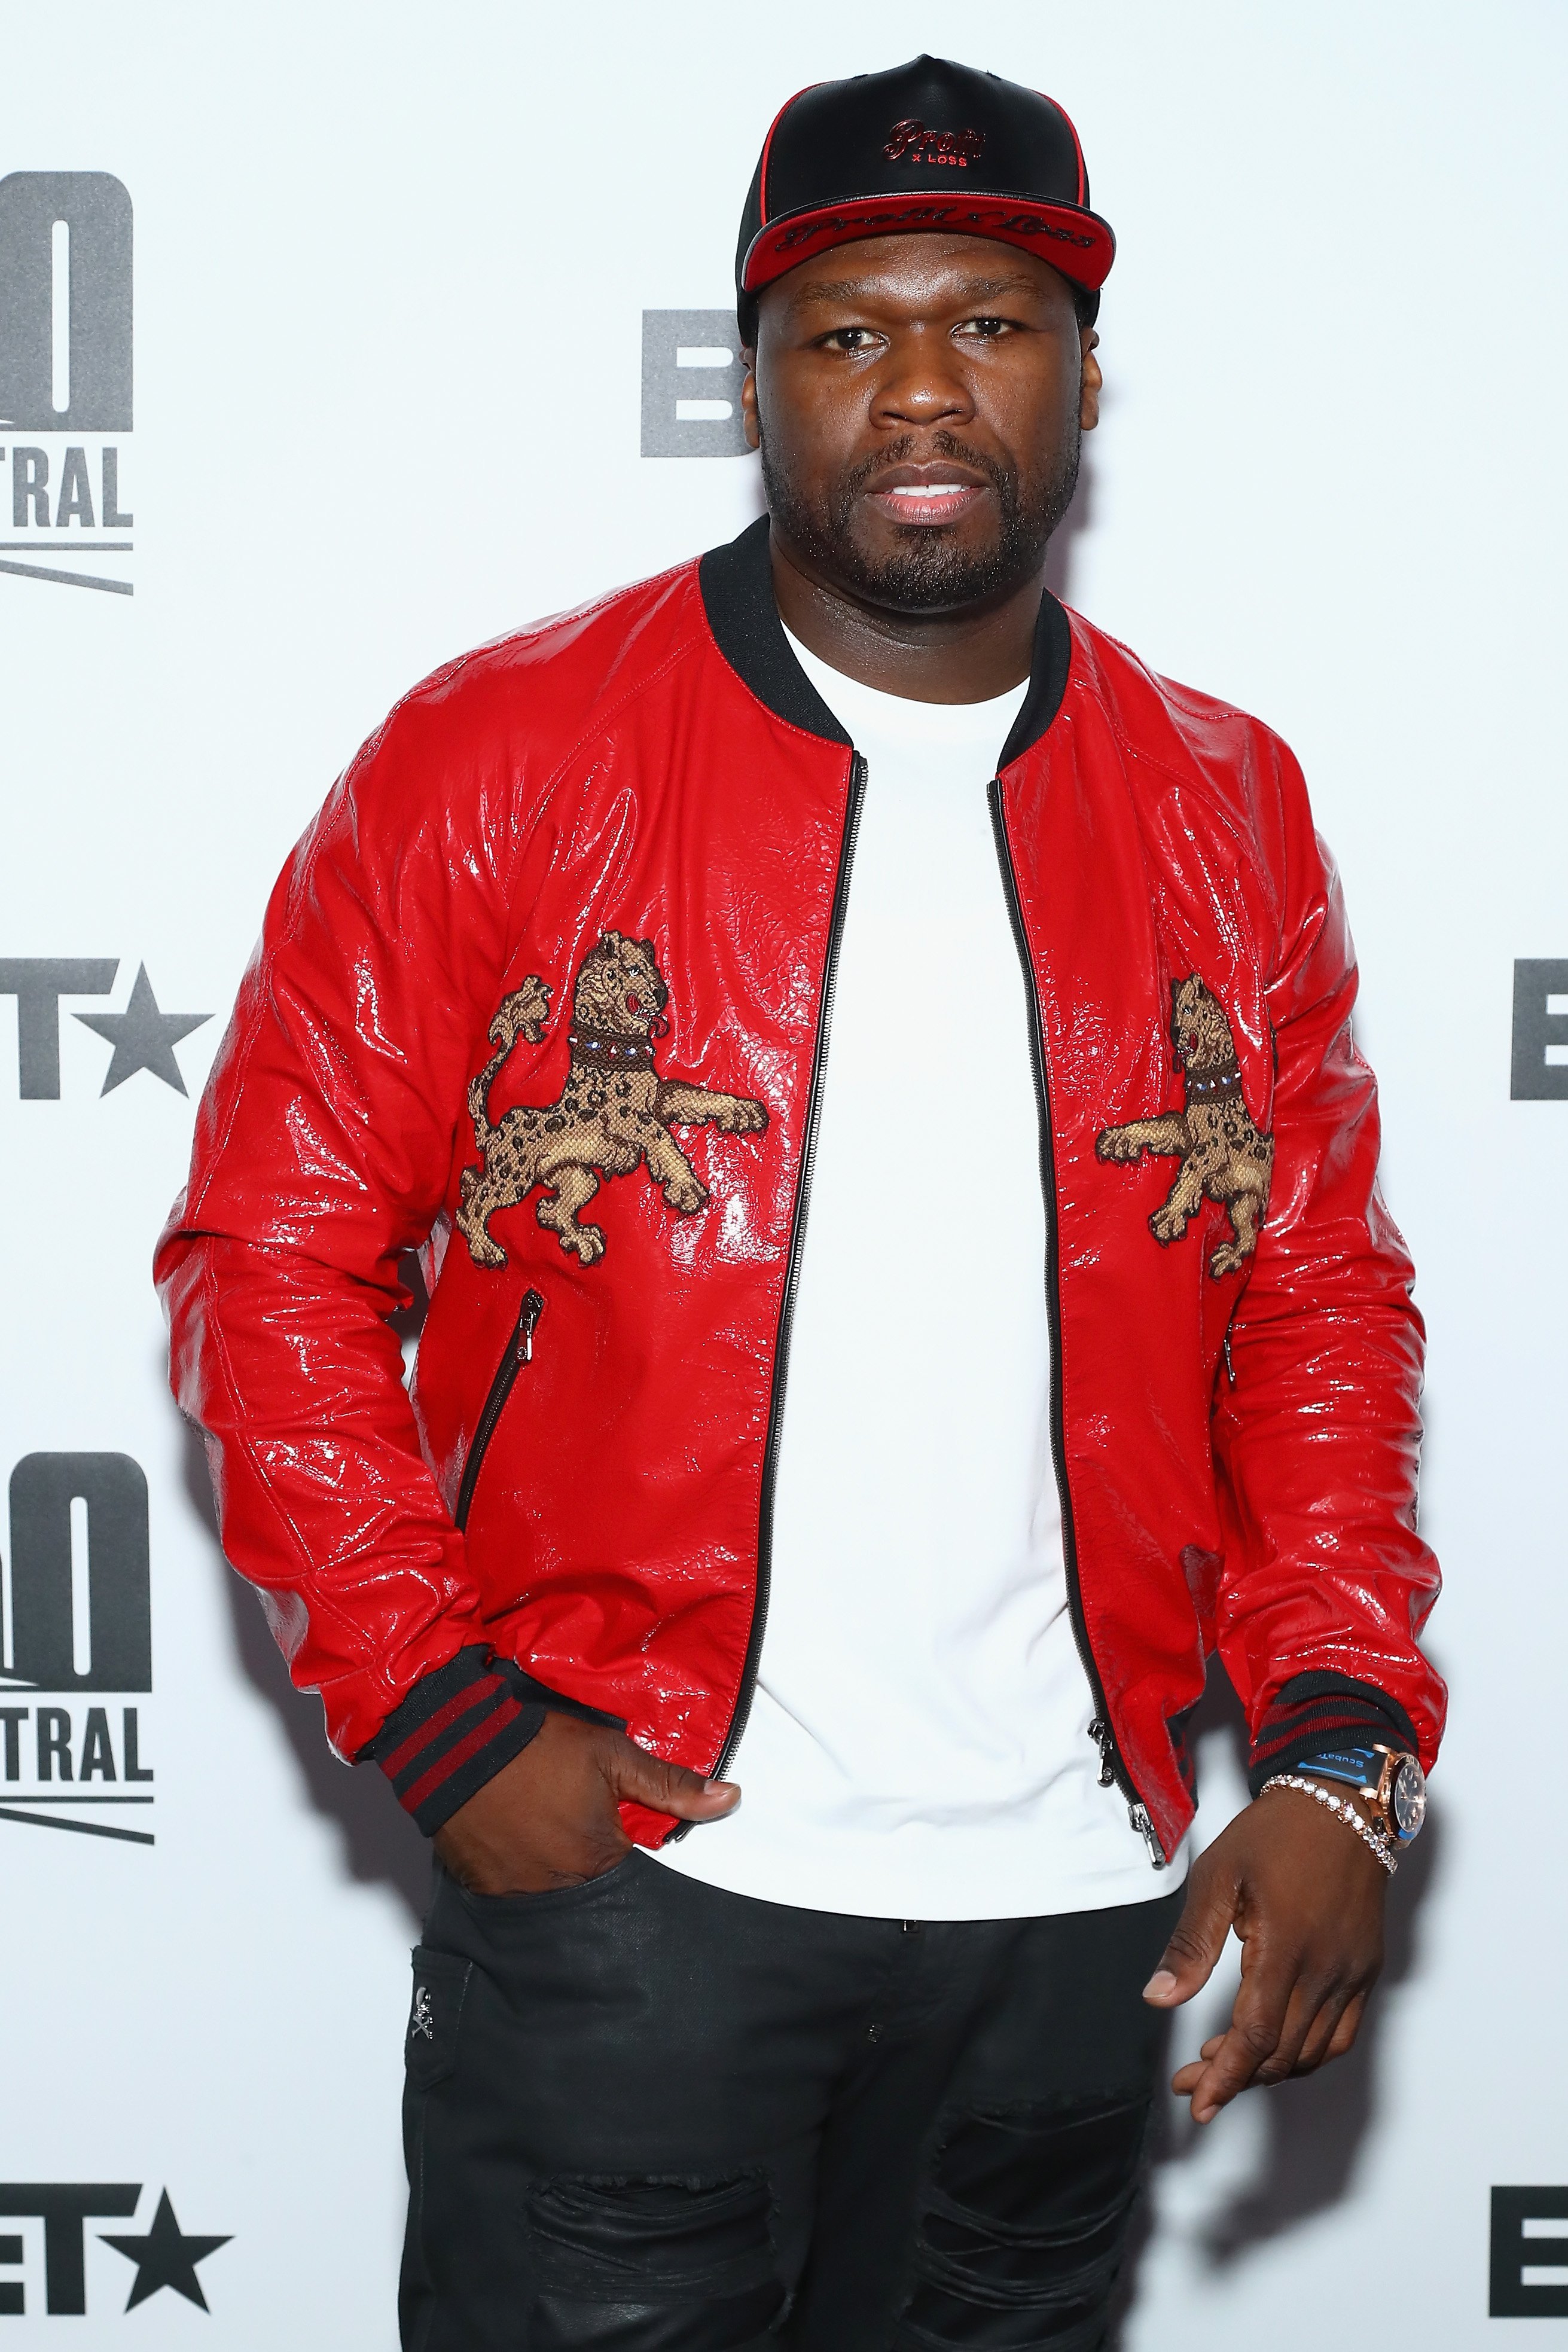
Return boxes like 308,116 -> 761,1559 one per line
1260,1773 -> 1398,1875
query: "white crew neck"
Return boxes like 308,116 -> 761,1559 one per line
782,624 -> 1028,746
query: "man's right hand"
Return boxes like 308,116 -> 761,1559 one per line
431,1710 -> 740,1895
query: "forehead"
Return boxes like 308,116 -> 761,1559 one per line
767,233 -> 1070,320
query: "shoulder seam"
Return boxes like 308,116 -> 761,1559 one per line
380,560 -> 700,728
1061,673 -> 1194,801
1065,607 -> 1274,737
472,558 -> 694,663
536,626 -> 707,806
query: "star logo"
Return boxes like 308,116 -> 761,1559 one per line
100,2188 -> 231,2311
74,964 -> 210,1095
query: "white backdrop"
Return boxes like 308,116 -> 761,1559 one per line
1,2 -> 1565,2341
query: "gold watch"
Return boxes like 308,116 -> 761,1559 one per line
1298,1742 -> 1427,1847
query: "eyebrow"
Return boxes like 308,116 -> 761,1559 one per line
788,271 -> 1038,311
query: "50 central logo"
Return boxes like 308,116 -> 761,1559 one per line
0,171 -> 134,597
0,1453 -> 155,1846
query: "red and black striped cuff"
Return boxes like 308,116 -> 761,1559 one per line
364,1647 -> 546,1835
1247,1671 -> 1420,1798
362,1646 -> 627,1837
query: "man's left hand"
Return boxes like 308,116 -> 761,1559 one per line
1142,1785 -> 1389,2123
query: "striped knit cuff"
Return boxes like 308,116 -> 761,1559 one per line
363,1646 -> 630,1837
1247,1671 -> 1420,1799
365,1647 -> 547,1837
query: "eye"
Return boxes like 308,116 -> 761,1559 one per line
819,325 -> 880,353
954,316 -> 1018,340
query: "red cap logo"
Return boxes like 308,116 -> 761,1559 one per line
883,119 -> 986,170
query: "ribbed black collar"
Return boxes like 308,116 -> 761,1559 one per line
697,514 -> 1072,768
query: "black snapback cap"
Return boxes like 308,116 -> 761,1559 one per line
736,56 -> 1114,343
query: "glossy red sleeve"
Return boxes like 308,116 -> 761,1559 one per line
154,685 -> 515,1767
1212,745 -> 1447,1783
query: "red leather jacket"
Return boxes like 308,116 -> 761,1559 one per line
155,520 -> 1444,1860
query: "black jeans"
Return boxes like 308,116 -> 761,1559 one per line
401,1854 -> 1181,2352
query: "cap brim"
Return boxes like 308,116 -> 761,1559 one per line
742,191 -> 1114,300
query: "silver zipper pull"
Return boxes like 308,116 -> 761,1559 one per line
517,1287 -> 544,1361
1088,1718 -> 1116,1789
1128,1802 -> 1167,1868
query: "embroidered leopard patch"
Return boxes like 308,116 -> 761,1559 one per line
456,932 -> 768,1268
1096,975 -> 1274,1278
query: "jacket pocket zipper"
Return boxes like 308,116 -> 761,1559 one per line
987,777 -> 1166,1868
454,1288 -> 544,1533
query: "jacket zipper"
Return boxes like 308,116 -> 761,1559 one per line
690,750 -> 870,1811
986,777 -> 1166,1868
454,1288 -> 544,1533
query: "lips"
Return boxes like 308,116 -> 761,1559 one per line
862,460 -> 993,530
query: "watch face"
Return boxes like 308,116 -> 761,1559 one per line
1391,1757 -> 1427,1841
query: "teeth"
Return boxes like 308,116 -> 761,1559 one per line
888,483 -> 966,496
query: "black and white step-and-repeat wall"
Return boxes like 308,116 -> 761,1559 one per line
1,0 -> 1563,2339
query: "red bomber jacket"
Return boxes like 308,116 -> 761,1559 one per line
155,518 -> 1445,1862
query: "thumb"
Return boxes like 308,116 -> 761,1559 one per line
604,1731 -> 740,1823
1143,1859 -> 1237,2006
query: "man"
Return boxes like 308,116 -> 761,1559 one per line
157,55 -> 1444,2351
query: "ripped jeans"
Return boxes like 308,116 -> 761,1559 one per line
400,1856 -> 1182,2352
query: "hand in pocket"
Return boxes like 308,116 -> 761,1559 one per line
432,1712 -> 739,1895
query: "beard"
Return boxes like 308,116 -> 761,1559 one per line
760,423 -> 1081,614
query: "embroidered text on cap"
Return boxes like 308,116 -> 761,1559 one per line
883,120 -> 986,168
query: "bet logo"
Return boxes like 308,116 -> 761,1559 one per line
1491,2187 -> 1568,2317
0,959 -> 209,1099
0,2185 -> 230,2315
1511,960 -> 1568,1100
640,311 -> 750,459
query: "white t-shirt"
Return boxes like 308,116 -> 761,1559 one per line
651,629 -> 1184,1918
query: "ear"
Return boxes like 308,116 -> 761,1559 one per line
640,937 -> 657,958
1079,328 -> 1102,435
741,357 -> 761,452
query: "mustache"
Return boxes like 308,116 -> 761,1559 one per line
841,432 -> 1018,510
759,407 -> 1078,618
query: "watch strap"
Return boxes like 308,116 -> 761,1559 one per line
1297,1745 -> 1381,1793
1246,1670 -> 1421,1800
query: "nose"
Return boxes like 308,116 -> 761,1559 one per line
871,328 -> 975,432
